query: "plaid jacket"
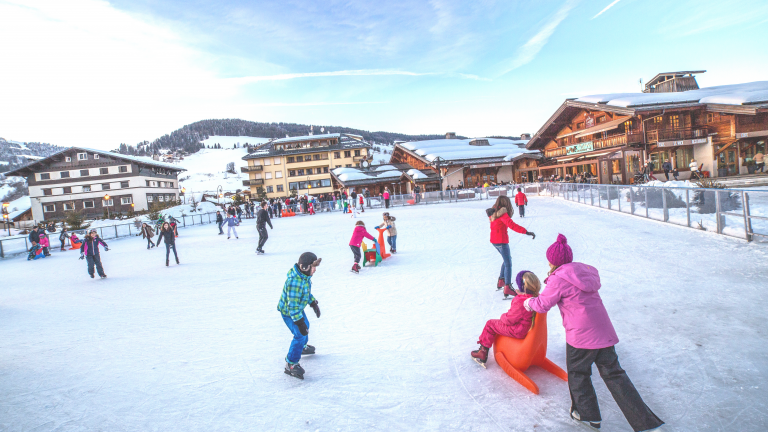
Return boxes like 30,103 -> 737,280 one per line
277,264 -> 316,322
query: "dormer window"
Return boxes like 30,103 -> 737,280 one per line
78,153 -> 88,160
94,154 -> 100,159
65,157 -> 72,162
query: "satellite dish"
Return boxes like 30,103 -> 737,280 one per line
362,160 -> 370,168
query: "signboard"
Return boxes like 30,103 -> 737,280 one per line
469,162 -> 513,169
565,141 -> 594,155
657,138 -> 708,148
737,130 -> 768,139
585,115 -> 595,129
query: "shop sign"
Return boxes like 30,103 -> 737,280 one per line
657,138 -> 708,148
737,130 -> 768,139
585,115 -> 595,129
566,142 -> 594,155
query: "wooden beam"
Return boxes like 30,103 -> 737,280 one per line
714,141 -> 735,157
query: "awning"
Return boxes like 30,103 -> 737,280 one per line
574,116 -> 631,138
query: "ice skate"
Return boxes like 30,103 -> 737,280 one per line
284,362 -> 305,380
100,275 -> 107,279
166,259 -> 169,267
570,410 -> 601,430
176,258 -> 179,264
471,345 -> 489,368
351,263 -> 360,273
90,274 -> 95,278
302,344 -> 315,355
496,277 -> 505,290
503,285 -> 517,299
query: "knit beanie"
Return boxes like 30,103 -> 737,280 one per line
546,234 -> 573,267
515,270 -> 531,293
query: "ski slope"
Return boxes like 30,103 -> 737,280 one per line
1,198 -> 767,431
177,142 -> 267,197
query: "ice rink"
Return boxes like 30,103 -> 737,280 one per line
2,197 -> 767,431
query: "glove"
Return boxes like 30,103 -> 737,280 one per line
526,231 -> 536,240
104,247 -> 109,251
523,297 -> 533,312
294,317 -> 308,336
374,226 -> 379,229
310,300 -> 321,318
79,254 -> 84,260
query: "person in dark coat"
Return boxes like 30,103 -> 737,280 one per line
28,226 -> 41,245
661,159 -> 673,181
156,222 -> 179,266
80,230 -> 108,278
276,199 -> 283,218
59,227 -> 71,251
216,211 -> 224,234
256,201 -> 274,254
141,223 -> 156,249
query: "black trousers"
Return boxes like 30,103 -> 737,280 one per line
664,170 -> 670,180
350,245 -> 361,263
86,255 -> 106,277
385,199 -> 390,208
257,227 -> 268,250
518,204 -> 525,217
165,243 -> 178,261
146,237 -> 155,248
566,344 -> 663,432
60,239 -> 66,250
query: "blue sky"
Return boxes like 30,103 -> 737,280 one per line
1,0 -> 767,148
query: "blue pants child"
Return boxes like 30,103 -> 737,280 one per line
387,234 -> 397,251
282,312 -> 309,364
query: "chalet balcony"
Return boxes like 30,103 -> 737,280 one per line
646,127 -> 708,144
242,179 -> 264,186
545,132 -> 644,158
240,165 -> 263,172
352,155 -> 367,162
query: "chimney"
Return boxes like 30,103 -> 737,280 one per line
445,132 -> 456,139
643,71 -> 705,93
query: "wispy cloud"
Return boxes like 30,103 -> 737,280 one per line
227,69 -> 434,84
244,101 -> 387,107
497,0 -> 578,76
592,0 -> 621,19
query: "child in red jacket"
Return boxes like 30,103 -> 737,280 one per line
514,187 -> 528,218
349,220 -> 375,273
471,271 -> 540,368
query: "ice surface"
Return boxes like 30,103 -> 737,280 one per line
1,199 -> 767,431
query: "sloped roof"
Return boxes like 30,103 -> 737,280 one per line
397,137 -> 535,164
575,81 -> 768,108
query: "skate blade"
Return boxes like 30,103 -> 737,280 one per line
284,370 -> 304,380
473,358 -> 487,369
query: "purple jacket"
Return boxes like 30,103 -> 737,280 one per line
527,262 -> 618,349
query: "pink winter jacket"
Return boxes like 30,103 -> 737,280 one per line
349,226 -> 375,247
383,191 -> 390,199
500,293 -> 535,339
527,263 -> 618,349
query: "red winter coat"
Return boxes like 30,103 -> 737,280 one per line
489,208 -> 527,244
500,293 -> 535,338
349,225 -> 375,247
514,192 -> 528,206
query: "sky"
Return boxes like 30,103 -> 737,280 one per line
1,0 -> 767,149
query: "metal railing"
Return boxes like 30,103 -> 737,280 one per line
0,212 -> 219,259
532,182 -> 768,242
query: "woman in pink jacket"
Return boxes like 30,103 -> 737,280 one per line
349,221 -> 375,273
524,234 -> 663,432
382,188 -> 391,209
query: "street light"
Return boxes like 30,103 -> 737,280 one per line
103,194 -> 111,219
181,187 -> 186,204
2,202 -> 9,236
306,176 -> 312,190
217,185 -> 223,205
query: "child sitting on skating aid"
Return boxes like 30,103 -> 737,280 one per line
471,271 -> 541,367
349,220 -> 375,273
375,212 -> 397,253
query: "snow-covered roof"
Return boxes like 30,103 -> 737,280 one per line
407,169 -> 429,179
398,138 -> 535,163
77,147 -> 185,171
7,196 -> 31,220
575,81 -> 768,108
271,133 -> 341,144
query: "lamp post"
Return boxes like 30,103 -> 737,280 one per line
433,156 -> 445,195
181,187 -> 186,204
103,194 -> 111,219
2,202 -> 9,236
217,185 -> 223,205
306,176 -> 312,191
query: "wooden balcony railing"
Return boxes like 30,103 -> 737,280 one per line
646,127 -> 708,143
242,179 -> 264,186
240,165 -> 263,172
545,132 -> 643,158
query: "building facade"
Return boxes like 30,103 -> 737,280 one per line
330,163 -> 440,195
527,73 -> 768,184
241,133 -> 371,199
6,147 -> 185,222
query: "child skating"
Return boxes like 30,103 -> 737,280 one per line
524,234 -> 664,432
223,213 -> 239,239
471,271 -> 540,368
514,187 -> 528,218
277,252 -> 322,380
79,229 -> 108,278
349,220 -> 375,273
374,212 -> 397,253
156,222 -> 179,266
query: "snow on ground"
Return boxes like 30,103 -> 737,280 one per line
1,199 -> 768,431
178,146 -> 267,196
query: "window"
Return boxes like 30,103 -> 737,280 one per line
289,182 -> 299,190
277,184 -> 284,192
121,197 -> 132,205
119,165 -> 128,173
60,171 -> 70,178
83,201 -> 95,208
266,172 -> 273,180
344,151 -> 351,157
321,179 -> 331,187
264,159 -> 271,166
334,152 -> 340,158
159,182 -> 165,187
78,153 -> 88,160
297,169 -> 305,176
254,173 -> 262,179
82,185 -> 91,192
80,169 -> 89,176
44,204 -> 55,212
287,156 -> 295,163
40,173 -> 51,180
266,186 -> 274,193
313,154 -> 320,160
63,202 -> 74,211
653,116 -> 663,124
335,165 -> 341,168
63,186 -> 72,194
43,188 -> 52,196
304,155 -> 312,161
147,195 -> 154,202
670,115 -> 680,129
274,157 -> 281,165
576,122 -> 585,130
94,154 -> 100,159
707,113 -> 717,123
102,183 -> 110,190
289,170 -> 296,177
65,157 -> 72,162
354,150 -> 361,156
675,147 -> 694,170
158,195 -> 164,202
100,168 -> 109,175
299,181 -> 308,189
597,115 -> 606,124
345,164 -> 352,167
275,170 -> 283,178
120,181 -> 129,188
102,199 -> 113,207
323,167 -> 329,173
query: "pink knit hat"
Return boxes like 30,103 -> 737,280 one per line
546,234 -> 573,267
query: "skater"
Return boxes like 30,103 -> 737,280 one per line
523,234 -> 664,432
216,211 -> 224,235
358,194 -> 365,213
471,271 -> 541,367
277,252 -> 322,380
349,220 -> 375,273
28,225 -> 41,248
256,201 -> 273,254
383,187 -> 390,209
27,243 -> 44,260
141,223 -> 156,249
514,187 -> 528,218
488,196 -> 535,299
59,227 -> 70,251
39,232 -> 51,256
80,230 -> 108,278
224,213 -> 239,239
156,222 -> 179,266
276,199 -> 283,218
375,212 -> 397,253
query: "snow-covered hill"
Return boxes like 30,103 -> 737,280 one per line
177,143 -> 267,197
201,135 -> 270,149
